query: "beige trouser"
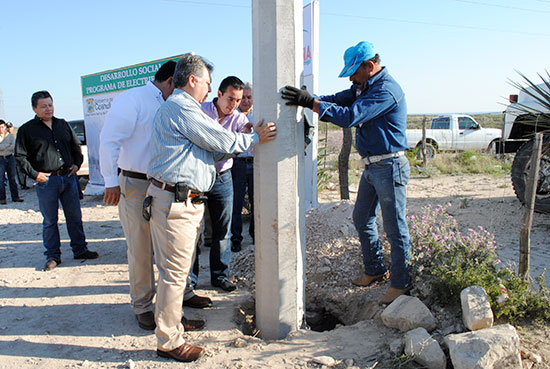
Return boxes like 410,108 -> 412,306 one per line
147,183 -> 204,350
119,174 -> 196,315
119,175 -> 155,314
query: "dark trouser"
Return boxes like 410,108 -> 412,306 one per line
35,174 -> 88,262
190,170 -> 233,284
0,155 -> 20,201
230,158 -> 254,244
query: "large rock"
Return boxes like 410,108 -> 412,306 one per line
445,324 -> 521,369
381,295 -> 437,332
404,327 -> 447,369
460,286 -> 494,331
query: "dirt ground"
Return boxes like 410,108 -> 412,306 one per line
1,173 -> 549,368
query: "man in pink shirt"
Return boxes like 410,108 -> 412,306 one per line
191,76 -> 250,292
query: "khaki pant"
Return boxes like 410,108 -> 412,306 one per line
119,175 -> 155,314
147,183 -> 204,350
119,175 -> 196,315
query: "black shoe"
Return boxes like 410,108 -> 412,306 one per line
136,311 -> 156,330
212,279 -> 236,292
231,241 -> 242,252
182,316 -> 206,331
183,294 -> 213,309
0,200 -> 6,205
44,259 -> 61,271
74,250 -> 99,259
13,198 -> 24,202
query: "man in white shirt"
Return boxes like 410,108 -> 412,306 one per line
99,61 -> 208,332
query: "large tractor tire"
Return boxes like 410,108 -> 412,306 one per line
415,142 -> 436,160
511,134 -> 550,213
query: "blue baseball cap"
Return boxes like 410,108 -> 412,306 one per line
338,41 -> 375,78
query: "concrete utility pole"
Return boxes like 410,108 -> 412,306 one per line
252,0 -> 306,340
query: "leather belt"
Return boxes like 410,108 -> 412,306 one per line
49,168 -> 71,176
236,157 -> 253,163
362,151 -> 405,165
150,178 -> 203,197
217,169 -> 230,177
0,154 -> 13,159
121,169 -> 147,180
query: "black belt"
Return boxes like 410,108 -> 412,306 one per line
217,169 -> 230,177
150,178 -> 203,197
1,154 -> 13,159
121,169 -> 147,180
236,157 -> 253,163
49,168 -> 71,176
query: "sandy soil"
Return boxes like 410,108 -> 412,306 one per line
1,174 -> 549,368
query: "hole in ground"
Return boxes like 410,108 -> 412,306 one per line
235,298 -> 345,335
305,308 -> 344,332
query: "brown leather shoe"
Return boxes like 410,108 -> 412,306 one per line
157,342 -> 205,362
136,311 -> 156,330
44,259 -> 60,271
183,294 -> 213,309
379,286 -> 412,305
182,316 -> 205,331
352,273 -> 387,287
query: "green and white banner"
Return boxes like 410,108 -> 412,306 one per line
80,55 -> 182,194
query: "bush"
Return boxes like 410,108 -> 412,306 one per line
382,204 -> 550,323
407,150 -> 511,176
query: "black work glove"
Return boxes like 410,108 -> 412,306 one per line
281,85 -> 315,109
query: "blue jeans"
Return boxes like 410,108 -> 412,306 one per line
0,155 -> 20,201
231,158 -> 254,244
352,155 -> 411,289
191,170 -> 233,284
36,174 -> 88,262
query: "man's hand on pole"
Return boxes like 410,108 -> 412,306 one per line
254,119 -> 277,144
281,86 -> 315,109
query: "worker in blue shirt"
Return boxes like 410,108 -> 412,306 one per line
282,41 -> 411,305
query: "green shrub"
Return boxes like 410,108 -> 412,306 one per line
382,204 -> 550,323
408,151 -> 511,176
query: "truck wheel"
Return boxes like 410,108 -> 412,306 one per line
511,135 -> 550,213
415,143 -> 436,160
486,139 -> 499,155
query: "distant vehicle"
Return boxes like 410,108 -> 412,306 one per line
67,119 -> 89,177
406,114 -> 501,157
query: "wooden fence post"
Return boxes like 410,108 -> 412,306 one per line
421,115 -> 427,166
519,133 -> 543,278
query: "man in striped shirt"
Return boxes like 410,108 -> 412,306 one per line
147,53 -> 276,362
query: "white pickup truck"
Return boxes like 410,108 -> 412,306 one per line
406,114 -> 501,156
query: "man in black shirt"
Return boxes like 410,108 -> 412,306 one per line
15,91 -> 99,271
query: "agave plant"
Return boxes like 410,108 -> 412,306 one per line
508,71 -> 550,213
507,71 -> 550,131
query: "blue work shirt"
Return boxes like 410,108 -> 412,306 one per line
317,67 -> 408,157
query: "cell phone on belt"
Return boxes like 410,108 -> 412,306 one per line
175,182 -> 188,203
142,196 -> 152,221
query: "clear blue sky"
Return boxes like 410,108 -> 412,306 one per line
1,0 -> 549,126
